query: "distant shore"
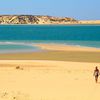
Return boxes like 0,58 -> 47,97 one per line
0,15 -> 100,25
0,22 -> 100,25
0,23 -> 100,25
78,20 -> 100,24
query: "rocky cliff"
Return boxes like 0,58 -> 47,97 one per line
0,15 -> 77,24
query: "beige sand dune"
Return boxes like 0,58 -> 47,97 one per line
0,60 -> 100,100
79,20 -> 100,24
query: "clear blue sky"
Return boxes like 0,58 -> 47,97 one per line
0,0 -> 100,20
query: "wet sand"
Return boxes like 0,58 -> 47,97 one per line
0,44 -> 100,63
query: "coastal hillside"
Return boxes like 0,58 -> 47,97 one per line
0,15 -> 77,24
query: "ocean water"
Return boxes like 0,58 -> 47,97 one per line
0,25 -> 100,53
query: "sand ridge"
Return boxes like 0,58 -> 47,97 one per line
34,43 -> 100,52
0,44 -> 100,63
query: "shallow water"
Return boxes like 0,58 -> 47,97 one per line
0,25 -> 100,53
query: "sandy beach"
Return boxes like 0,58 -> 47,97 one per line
78,20 -> 100,24
0,60 -> 100,100
0,44 -> 100,100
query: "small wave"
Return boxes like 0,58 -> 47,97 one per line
0,41 -> 42,53
64,43 -> 100,49
0,41 -> 33,47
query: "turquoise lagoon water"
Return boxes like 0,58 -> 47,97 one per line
0,25 -> 100,53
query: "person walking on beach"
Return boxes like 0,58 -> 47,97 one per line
93,66 -> 100,83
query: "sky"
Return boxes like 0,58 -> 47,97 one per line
0,0 -> 100,20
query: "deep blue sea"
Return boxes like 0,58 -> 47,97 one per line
0,25 -> 100,53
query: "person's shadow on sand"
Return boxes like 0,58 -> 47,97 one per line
97,82 -> 100,84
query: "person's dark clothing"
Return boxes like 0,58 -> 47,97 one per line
94,67 -> 99,83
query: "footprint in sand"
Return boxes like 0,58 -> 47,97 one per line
0,91 -> 31,100
75,78 -> 79,80
15,66 -> 24,70
67,70 -> 71,73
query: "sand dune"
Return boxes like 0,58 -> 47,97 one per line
0,60 -> 100,100
79,20 -> 100,24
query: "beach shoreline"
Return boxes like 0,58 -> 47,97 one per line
34,43 -> 100,52
0,44 -> 99,63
